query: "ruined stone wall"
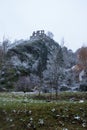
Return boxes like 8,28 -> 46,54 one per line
30,30 -> 46,40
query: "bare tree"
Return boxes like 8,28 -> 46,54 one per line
0,45 -> 3,68
0,38 -> 10,66
29,74 -> 41,93
44,47 -> 64,99
77,46 -> 87,69
2,38 -> 10,61
53,48 -> 64,99
14,76 -> 32,92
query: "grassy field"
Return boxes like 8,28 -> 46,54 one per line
0,92 -> 87,130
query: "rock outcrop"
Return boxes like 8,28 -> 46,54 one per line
0,30 -> 77,92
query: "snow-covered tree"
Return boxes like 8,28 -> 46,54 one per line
47,31 -> 54,39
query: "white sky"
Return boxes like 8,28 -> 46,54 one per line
0,0 -> 87,52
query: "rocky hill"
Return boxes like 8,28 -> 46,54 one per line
0,30 -> 77,92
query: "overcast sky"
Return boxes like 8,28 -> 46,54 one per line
0,0 -> 87,51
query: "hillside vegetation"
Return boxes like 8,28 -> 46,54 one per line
0,31 -> 77,92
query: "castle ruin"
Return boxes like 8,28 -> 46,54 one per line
30,30 -> 46,40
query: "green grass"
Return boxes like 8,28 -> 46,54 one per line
0,92 -> 87,130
